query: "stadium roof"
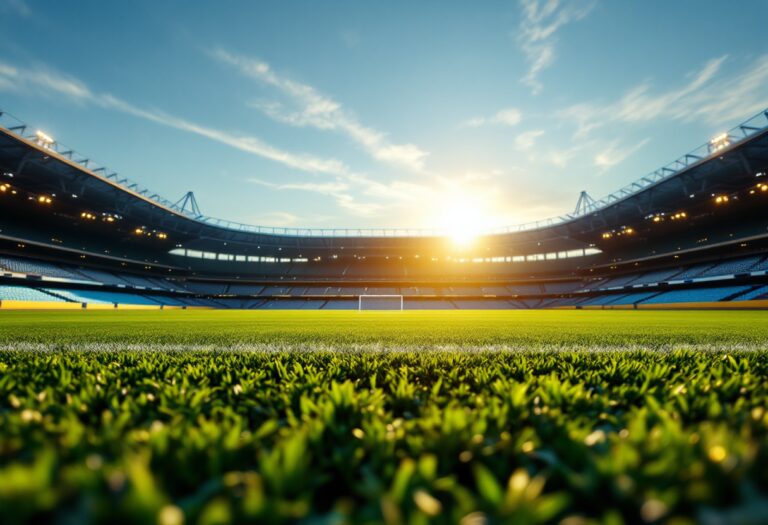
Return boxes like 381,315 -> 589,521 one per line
2,108 -> 768,240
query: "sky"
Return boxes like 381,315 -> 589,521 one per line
0,0 -> 767,232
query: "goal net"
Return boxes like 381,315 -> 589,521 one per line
358,294 -> 404,311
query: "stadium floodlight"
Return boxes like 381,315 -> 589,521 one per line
358,295 -> 404,311
709,133 -> 730,153
35,130 -> 54,148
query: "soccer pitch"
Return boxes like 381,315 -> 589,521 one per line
1,310 -> 767,524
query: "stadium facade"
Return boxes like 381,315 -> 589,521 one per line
1,108 -> 768,310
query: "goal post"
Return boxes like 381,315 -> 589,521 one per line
358,294 -> 404,311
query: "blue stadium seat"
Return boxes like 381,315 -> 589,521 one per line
0,285 -> 64,302
609,292 -> 659,305
44,289 -> 111,304
63,290 -> 161,305
732,285 -> 768,301
542,282 -> 582,293
629,269 -> 683,286
697,256 -> 762,277
640,286 -> 750,304
0,256 -> 87,281
672,264 -> 714,280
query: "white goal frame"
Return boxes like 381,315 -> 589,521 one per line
358,294 -> 404,311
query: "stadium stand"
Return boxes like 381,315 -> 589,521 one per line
0,285 -> 64,302
698,256 -> 763,277
183,282 -> 229,294
62,290 -> 161,306
227,284 -> 266,295
640,286 -> 751,304
2,107 -> 768,309
0,256 -> 86,281
45,288 -> 111,304
735,285 -> 768,301
627,269 -> 683,286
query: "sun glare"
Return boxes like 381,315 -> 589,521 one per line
436,194 -> 492,248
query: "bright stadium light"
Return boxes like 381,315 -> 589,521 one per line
709,133 -> 730,153
35,130 -> 55,148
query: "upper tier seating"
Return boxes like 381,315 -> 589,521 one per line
672,264 -> 715,280
542,282 -> 582,294
74,268 -> 131,286
747,256 -> 768,272
628,268 -> 683,286
117,274 -> 165,289
0,256 -> 86,280
594,274 -> 641,289
697,256 -> 763,277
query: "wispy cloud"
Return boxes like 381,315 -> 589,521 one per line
514,129 -> 545,150
516,0 -> 594,94
211,48 -> 430,171
0,62 -> 92,100
249,177 -> 387,216
563,55 -> 768,137
594,138 -> 650,169
0,58 -> 447,220
0,60 -> 355,178
101,95 -> 353,177
249,179 -> 349,195
463,107 -> 522,128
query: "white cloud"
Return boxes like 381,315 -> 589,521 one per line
514,129 -> 545,150
563,54 -> 768,136
464,107 -> 522,128
0,61 -> 356,179
0,58 -> 444,220
100,95 -> 353,177
249,179 -> 349,195
211,48 -> 429,171
516,0 -> 594,94
249,177 -> 387,216
594,138 -> 650,169
0,61 -> 92,101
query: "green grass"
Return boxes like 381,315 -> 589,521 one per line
2,309 -> 768,347
1,310 -> 768,524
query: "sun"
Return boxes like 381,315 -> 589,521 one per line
435,193 -> 492,249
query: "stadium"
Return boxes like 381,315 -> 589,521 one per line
2,3 -> 768,523
1,109 -> 768,311
3,106 -> 768,523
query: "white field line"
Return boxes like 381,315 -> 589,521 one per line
0,342 -> 765,353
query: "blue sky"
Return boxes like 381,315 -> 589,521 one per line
1,0 -> 767,231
